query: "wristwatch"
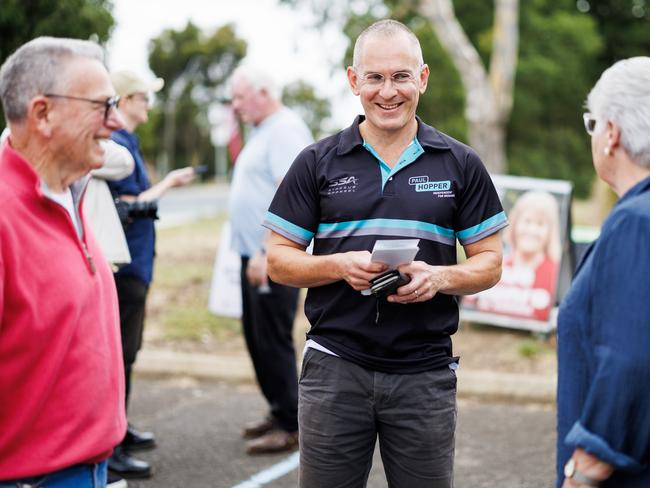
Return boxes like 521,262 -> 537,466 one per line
564,457 -> 602,486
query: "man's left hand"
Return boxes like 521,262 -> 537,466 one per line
387,261 -> 447,304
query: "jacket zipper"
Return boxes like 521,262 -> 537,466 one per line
82,242 -> 97,274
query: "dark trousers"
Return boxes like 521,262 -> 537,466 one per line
299,349 -> 457,488
240,256 -> 299,432
114,274 -> 149,410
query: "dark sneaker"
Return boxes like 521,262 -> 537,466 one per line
123,424 -> 156,451
108,445 -> 152,479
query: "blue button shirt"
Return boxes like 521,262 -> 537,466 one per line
556,176 -> 650,487
108,129 -> 155,285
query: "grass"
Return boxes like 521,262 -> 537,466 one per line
146,214 -> 241,347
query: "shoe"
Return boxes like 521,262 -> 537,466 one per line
241,417 -> 274,439
246,429 -> 298,455
123,424 -> 156,451
107,473 -> 128,488
108,445 -> 152,479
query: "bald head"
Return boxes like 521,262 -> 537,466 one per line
352,20 -> 424,71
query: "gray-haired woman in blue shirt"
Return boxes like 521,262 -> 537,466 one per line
557,57 -> 650,488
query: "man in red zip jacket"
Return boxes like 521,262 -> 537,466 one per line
0,37 -> 126,487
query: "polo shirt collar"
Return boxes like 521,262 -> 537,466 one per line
336,115 -> 451,156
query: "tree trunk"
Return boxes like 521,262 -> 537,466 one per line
419,0 -> 519,174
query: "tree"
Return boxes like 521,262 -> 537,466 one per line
578,0 -> 650,70
0,0 -> 115,128
288,0 -> 604,197
419,0 -> 519,174
282,81 -> 332,139
143,22 -> 247,173
507,1 -> 602,195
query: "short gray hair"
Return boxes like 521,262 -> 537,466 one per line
0,36 -> 104,123
587,56 -> 650,168
352,19 -> 424,70
231,64 -> 281,101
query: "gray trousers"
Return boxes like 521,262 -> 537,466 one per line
299,349 -> 457,488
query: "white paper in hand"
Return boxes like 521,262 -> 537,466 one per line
370,239 -> 420,269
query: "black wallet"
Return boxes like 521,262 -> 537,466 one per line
369,270 -> 411,300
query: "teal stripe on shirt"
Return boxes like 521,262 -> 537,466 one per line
316,218 -> 456,245
264,212 -> 314,241
317,218 -> 455,237
455,211 -> 508,240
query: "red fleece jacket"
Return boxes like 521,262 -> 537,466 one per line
0,141 -> 126,479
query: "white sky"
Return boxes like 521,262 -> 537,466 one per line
106,0 -> 362,130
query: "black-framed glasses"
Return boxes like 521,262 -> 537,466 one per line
44,93 -> 121,121
583,112 -> 597,135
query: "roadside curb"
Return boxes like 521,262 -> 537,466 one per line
134,348 -> 556,404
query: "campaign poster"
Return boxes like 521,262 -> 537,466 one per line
460,175 -> 573,333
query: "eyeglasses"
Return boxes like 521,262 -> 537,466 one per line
355,66 -> 424,87
583,112 -> 597,135
44,93 -> 121,121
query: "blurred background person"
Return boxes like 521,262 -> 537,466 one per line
84,140 -> 134,269
107,70 -> 196,479
557,56 -> 650,487
0,36 -> 125,488
227,65 -> 313,454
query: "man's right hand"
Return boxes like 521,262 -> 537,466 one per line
335,251 -> 387,291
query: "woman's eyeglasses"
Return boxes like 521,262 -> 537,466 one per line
583,113 -> 597,136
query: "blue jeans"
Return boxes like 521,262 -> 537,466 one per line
0,460 -> 107,488
299,349 -> 457,488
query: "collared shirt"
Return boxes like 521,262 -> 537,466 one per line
228,107 -> 313,257
109,129 -> 155,285
264,116 -> 507,373
556,176 -> 650,486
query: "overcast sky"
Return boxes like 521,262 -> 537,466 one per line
106,0 -> 362,129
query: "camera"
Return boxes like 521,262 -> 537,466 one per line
114,199 -> 159,226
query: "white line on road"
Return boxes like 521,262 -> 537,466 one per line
231,452 -> 300,488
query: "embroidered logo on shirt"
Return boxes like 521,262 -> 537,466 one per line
409,176 -> 455,197
327,176 -> 358,194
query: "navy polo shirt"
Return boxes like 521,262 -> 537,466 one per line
264,116 -> 507,373
109,129 -> 156,285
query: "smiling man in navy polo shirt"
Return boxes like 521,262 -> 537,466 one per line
264,19 -> 507,488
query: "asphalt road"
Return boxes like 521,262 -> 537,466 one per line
124,377 -> 556,488
156,182 -> 229,228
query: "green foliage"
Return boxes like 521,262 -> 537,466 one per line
282,81 -> 332,139
508,4 -> 602,197
143,22 -> 247,171
330,0 -> 603,197
579,0 -> 650,69
517,339 -> 544,358
0,0 -> 115,128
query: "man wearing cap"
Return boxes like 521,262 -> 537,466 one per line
107,70 -> 195,479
